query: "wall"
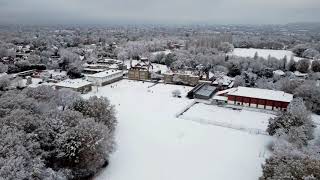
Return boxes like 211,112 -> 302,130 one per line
227,95 -> 289,111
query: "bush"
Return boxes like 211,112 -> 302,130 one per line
296,59 -> 311,73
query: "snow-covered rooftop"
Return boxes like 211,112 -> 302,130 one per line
273,70 -> 285,76
212,76 -> 234,86
195,85 -> 216,97
83,68 -> 105,72
55,79 -> 92,89
86,70 -> 122,78
83,64 -> 109,68
227,87 -> 293,102
151,49 -> 172,56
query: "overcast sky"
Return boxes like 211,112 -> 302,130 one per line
0,0 -> 319,25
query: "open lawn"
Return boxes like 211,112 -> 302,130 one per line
230,48 -> 302,61
84,80 -> 273,180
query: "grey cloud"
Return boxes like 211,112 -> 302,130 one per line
0,0 -> 319,24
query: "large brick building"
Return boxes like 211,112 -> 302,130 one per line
163,73 -> 200,86
220,87 -> 293,111
128,67 -> 150,81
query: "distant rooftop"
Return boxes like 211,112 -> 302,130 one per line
86,70 -> 122,78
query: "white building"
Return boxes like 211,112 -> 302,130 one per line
86,70 -> 123,86
55,79 -> 92,94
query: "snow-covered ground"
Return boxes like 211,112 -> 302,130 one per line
180,103 -> 275,132
84,80 -> 273,180
230,48 -> 302,61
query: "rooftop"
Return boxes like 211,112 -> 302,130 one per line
227,86 -> 293,102
273,70 -> 285,76
83,68 -> 105,72
195,84 -> 217,97
213,76 -> 234,86
55,79 -> 92,89
86,70 -> 122,78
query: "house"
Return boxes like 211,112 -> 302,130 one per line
164,72 -> 200,86
54,79 -> 92,94
128,67 -> 150,80
86,70 -> 123,86
273,70 -> 285,77
219,87 -> 293,111
16,70 -> 36,77
128,60 -> 152,81
212,75 -> 234,89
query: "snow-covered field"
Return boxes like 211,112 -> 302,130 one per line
230,48 -> 302,61
180,103 -> 275,133
84,80 -> 273,180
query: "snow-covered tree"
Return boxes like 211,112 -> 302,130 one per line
0,88 -> 117,179
275,78 -> 302,94
217,42 -> 234,53
71,96 -> 117,133
296,59 -> 311,73
267,98 -> 314,143
287,56 -> 296,71
0,75 -> 10,91
24,85 -> 56,102
233,75 -> 245,87
294,81 -> 320,114
0,62 -> 8,73
261,138 -> 320,180
302,48 -> 319,59
56,118 -> 115,179
27,55 -> 41,64
292,44 -> 309,57
255,77 -> 274,90
55,88 -> 81,110
253,52 -> 259,60
311,60 -> 320,72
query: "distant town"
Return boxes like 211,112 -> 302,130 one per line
1,23 -> 320,180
